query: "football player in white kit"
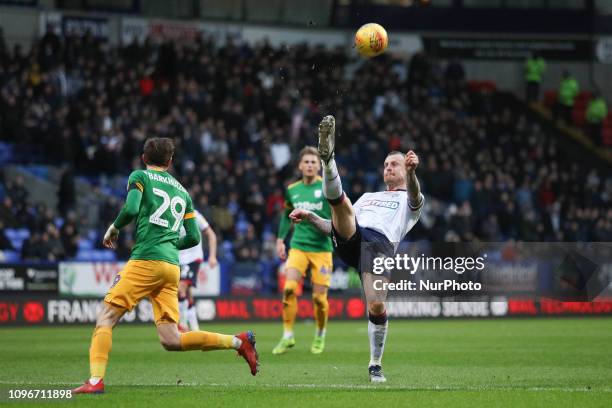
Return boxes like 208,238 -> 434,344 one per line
178,210 -> 218,331
289,115 -> 424,383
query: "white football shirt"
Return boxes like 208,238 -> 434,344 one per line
178,210 -> 210,265
353,191 -> 424,243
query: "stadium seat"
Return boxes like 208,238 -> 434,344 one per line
603,128 -> 612,146
5,228 -> 30,251
577,91 -> 592,102
78,238 -> 95,250
75,249 -> 116,261
544,91 -> 557,108
572,107 -> 586,127
467,80 -> 497,93
0,250 -> 20,262
23,165 -> 50,181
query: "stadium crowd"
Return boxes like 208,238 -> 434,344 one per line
1,29 -> 611,262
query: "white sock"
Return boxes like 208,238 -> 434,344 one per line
179,299 -> 189,328
368,320 -> 388,367
283,331 -> 294,339
316,328 -> 326,337
89,377 -> 101,385
232,336 -> 242,350
322,158 -> 342,200
187,305 -> 199,331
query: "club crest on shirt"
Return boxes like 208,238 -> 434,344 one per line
110,274 -> 121,288
315,189 -> 322,198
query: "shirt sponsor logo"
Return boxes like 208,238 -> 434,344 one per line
360,200 -> 400,210
294,201 -> 323,211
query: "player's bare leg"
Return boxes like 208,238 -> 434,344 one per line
178,280 -> 190,331
329,197 -> 357,240
311,283 -> 329,354
272,267 -> 300,354
73,302 -> 126,394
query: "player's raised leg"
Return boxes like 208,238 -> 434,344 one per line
272,267 -> 300,354
318,115 -> 357,240
152,267 -> 259,375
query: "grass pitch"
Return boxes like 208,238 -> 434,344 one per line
1,318 -> 611,407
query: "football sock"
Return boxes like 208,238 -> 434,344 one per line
282,280 -> 298,335
367,311 -> 388,367
180,331 -> 236,351
321,158 -> 343,202
89,326 -> 112,379
179,298 -> 189,328
312,292 -> 329,335
187,304 -> 200,331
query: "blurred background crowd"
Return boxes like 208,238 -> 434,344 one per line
1,30 -> 611,266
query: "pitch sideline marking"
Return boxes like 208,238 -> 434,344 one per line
0,381 -> 610,393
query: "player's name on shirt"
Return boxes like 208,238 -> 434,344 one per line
144,170 -> 187,193
293,201 -> 324,211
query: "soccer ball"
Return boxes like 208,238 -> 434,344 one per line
354,23 -> 388,58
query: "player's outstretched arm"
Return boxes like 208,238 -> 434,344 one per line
103,188 -> 143,249
289,209 -> 332,235
178,217 -> 201,250
405,150 -> 423,209
204,226 -> 218,267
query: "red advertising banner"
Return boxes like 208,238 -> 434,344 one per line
1,296 -> 611,326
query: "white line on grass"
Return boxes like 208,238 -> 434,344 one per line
0,381 -> 610,393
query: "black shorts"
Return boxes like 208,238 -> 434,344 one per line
331,220 -> 394,277
180,261 -> 201,287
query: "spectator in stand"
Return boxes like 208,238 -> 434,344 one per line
586,91 -> 608,145
41,223 -> 65,261
57,165 -> 76,217
0,197 -> 17,228
21,231 -> 42,260
555,70 -> 579,125
524,52 -> 546,103
6,175 -> 28,205
60,214 -> 80,259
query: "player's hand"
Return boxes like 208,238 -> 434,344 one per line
405,150 -> 419,173
289,209 -> 311,224
208,255 -> 218,268
103,224 -> 119,249
276,239 -> 287,261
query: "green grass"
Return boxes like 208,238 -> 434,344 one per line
1,319 -> 611,407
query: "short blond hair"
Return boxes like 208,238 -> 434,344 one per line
299,146 -> 320,161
